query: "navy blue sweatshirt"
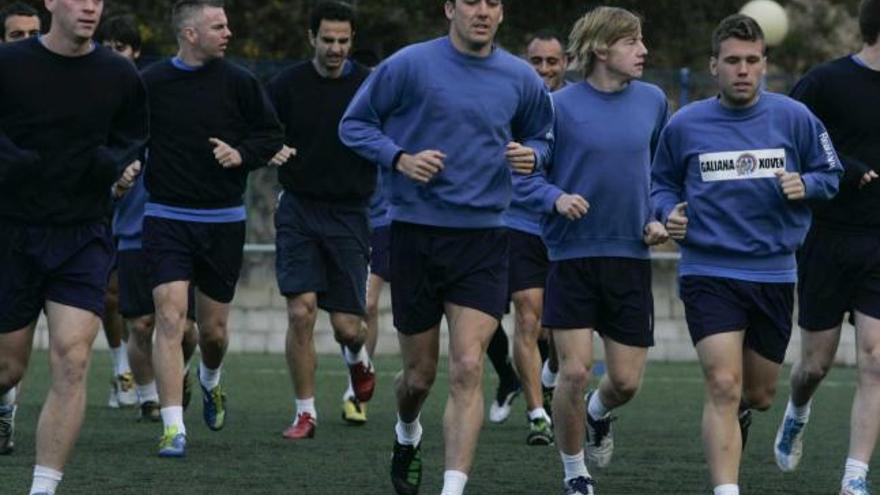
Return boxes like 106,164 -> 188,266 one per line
0,37 -> 148,225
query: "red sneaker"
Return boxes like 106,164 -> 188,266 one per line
349,362 -> 376,402
282,412 -> 316,440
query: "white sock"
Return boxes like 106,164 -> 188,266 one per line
560,450 -> 589,482
786,397 -> 811,422
295,398 -> 317,418
440,470 -> 468,495
160,406 -> 186,435
343,379 -> 355,401
1,387 -> 16,407
528,407 -> 551,423
344,345 -> 369,367
111,345 -> 130,376
199,363 -> 221,390
30,465 -> 63,495
713,484 -> 739,495
587,391 -> 610,420
542,360 -> 558,388
395,414 -> 423,446
136,381 -> 159,404
843,458 -> 869,485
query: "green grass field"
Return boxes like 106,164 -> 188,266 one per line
2,352 -> 872,494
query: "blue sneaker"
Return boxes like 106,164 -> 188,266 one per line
201,383 -> 226,431
157,426 -> 186,458
564,476 -> 596,495
841,478 -> 873,495
774,413 -> 807,472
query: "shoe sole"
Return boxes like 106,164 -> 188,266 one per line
158,451 -> 186,458
526,436 -> 553,446
391,478 -> 419,495
342,412 -> 367,425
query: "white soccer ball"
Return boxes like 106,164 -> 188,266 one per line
740,0 -> 790,47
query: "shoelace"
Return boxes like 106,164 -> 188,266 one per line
567,476 -> 595,494
589,415 -> 616,445
778,417 -> 805,454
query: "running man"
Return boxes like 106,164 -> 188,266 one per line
1,2 -> 40,42
340,1 -> 553,493
773,2 -> 880,494
651,14 -> 842,495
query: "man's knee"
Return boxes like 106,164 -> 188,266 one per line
705,369 -> 742,406
288,296 -> 317,327
559,359 -> 591,392
608,371 -> 641,401
401,366 -> 436,397
128,316 -> 155,347
331,314 -> 363,345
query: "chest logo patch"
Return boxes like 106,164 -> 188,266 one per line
699,149 -> 786,182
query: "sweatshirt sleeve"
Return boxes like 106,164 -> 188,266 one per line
236,74 -> 285,171
90,69 -> 149,189
339,59 -> 407,169
0,131 -> 40,188
513,74 -> 554,170
795,110 -> 842,201
650,125 -> 686,224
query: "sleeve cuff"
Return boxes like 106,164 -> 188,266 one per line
378,143 -> 404,169
541,188 -> 565,214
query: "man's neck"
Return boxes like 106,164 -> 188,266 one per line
41,30 -> 93,57
176,47 -> 209,68
856,43 -> 880,71
586,65 -> 631,93
448,31 -> 492,58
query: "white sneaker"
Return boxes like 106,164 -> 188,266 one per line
774,413 -> 807,472
840,478 -> 873,495
488,381 -> 521,424
107,378 -> 120,409
585,391 -> 615,468
116,372 -> 138,407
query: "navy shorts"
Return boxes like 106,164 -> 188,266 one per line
798,226 -> 880,331
509,229 -> 549,294
142,216 -> 245,304
680,276 -> 794,364
543,257 -> 654,347
0,221 -> 114,332
370,225 -> 391,282
117,249 -> 196,320
275,193 -> 369,316
390,221 -> 509,335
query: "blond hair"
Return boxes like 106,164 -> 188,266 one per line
568,6 -> 642,76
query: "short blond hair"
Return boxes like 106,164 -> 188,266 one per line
567,6 -> 642,76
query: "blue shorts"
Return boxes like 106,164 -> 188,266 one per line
797,225 -> 880,331
275,193 -> 369,315
142,216 -> 245,304
117,248 -> 196,320
680,276 -> 794,364
369,225 -> 391,282
508,229 -> 549,294
0,221 -> 114,332
390,222 -> 509,335
543,257 -> 654,347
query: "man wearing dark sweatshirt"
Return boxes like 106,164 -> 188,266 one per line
0,0 -> 147,492
340,1 -> 553,493
651,15 -> 842,495
774,2 -> 880,494
266,0 -> 376,440
141,0 -> 285,458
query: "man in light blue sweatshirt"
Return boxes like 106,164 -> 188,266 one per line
528,8 -> 669,495
651,15 -> 842,495
339,1 -> 553,494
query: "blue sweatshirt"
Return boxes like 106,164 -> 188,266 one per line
651,93 -> 842,283
113,174 -> 148,251
339,37 -> 554,229
536,81 -> 669,260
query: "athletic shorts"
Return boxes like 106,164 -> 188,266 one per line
275,192 -> 369,316
117,248 -> 196,320
680,275 -> 794,364
142,216 -> 245,304
0,220 -> 114,332
369,225 -> 391,282
543,257 -> 654,347
390,221 -> 509,335
798,225 -> 880,331
508,229 -> 549,294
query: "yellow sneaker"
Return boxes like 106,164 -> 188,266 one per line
341,397 -> 367,425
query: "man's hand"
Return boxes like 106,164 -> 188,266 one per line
666,202 -> 688,241
775,169 -> 805,200
643,221 -> 669,246
396,150 -> 445,184
506,141 -> 536,175
269,145 -> 296,167
113,160 -> 142,198
555,193 -> 589,220
209,137 -> 243,169
860,170 -> 879,189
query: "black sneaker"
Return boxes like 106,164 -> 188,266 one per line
563,476 -> 595,495
543,385 -> 555,420
739,409 -> 753,451
391,440 -> 422,495
182,369 -> 192,411
138,401 -> 161,423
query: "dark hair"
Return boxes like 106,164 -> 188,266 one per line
96,14 -> 141,51
527,29 -> 564,48
860,0 -> 880,45
309,1 -> 355,35
1,2 -> 38,26
350,48 -> 379,67
711,14 -> 765,56
172,0 -> 224,34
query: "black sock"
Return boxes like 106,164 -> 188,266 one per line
486,324 -> 517,385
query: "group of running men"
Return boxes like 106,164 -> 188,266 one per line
0,1 -> 877,495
